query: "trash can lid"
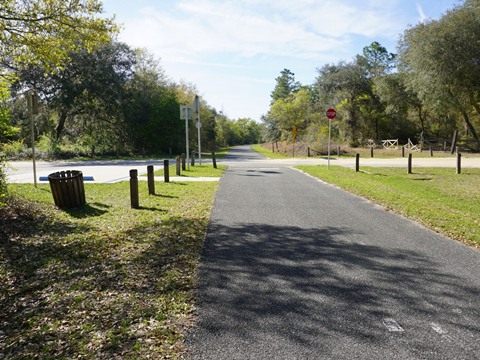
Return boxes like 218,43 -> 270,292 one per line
48,170 -> 83,179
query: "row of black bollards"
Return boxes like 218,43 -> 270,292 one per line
129,153 -> 217,209
355,153 -> 463,174
130,160 -> 171,209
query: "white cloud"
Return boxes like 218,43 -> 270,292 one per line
416,3 -> 428,23
108,0 -> 429,119
119,0 -> 405,64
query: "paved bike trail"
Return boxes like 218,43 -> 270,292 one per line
185,146 -> 480,360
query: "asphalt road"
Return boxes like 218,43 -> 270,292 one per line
185,146 -> 480,359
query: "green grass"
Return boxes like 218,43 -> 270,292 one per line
251,144 -> 291,159
254,142 -> 480,159
1,178 -> 221,358
296,165 -> 480,247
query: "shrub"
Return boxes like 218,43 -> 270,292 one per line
1,140 -> 27,159
36,134 -> 61,159
0,156 -> 7,206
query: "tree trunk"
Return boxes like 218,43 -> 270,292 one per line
461,110 -> 479,140
468,91 -> 480,117
56,112 -> 67,140
417,106 -> 426,135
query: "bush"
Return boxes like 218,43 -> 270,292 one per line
1,140 -> 28,159
0,156 -> 7,206
36,134 -> 61,159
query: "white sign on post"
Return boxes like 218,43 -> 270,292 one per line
192,95 -> 202,165
180,105 -> 193,120
180,105 -> 193,170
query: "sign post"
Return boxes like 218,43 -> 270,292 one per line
292,125 -> 297,157
326,108 -> 337,169
27,92 -> 38,187
193,95 -> 201,165
180,105 -> 192,170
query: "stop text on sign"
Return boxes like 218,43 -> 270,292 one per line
326,108 -> 336,119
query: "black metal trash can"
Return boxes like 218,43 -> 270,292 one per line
48,170 -> 86,209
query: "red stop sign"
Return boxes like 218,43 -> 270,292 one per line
326,108 -> 336,119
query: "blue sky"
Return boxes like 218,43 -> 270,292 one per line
102,0 -> 462,121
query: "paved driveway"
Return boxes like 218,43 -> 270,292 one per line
185,146 -> 480,359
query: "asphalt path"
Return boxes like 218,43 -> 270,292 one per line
185,145 -> 480,359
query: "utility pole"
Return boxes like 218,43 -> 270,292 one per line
27,92 -> 38,187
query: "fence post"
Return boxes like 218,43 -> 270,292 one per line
370,146 -> 374,158
147,165 -> 155,195
176,155 -> 181,176
401,146 -> 405,158
408,154 -> 413,174
130,169 -> 139,209
164,160 -> 170,183
356,153 -> 360,172
451,130 -> 458,154
212,152 -> 217,169
430,146 -> 433,157
457,153 -> 462,174
181,153 -> 186,171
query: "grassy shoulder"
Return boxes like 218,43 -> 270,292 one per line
296,165 -> 480,248
1,179 -> 220,358
254,142 -> 480,159
251,144 -> 291,159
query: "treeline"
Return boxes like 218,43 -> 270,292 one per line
0,2 -> 261,160
263,0 -> 480,150
0,43 -> 262,159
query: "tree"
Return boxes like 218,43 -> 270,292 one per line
352,42 -> 396,141
360,41 -> 396,78
0,79 -> 19,203
13,41 -> 136,142
268,87 -> 314,140
315,60 -> 371,145
270,69 -> 301,104
374,72 -> 421,140
233,118 -> 262,144
123,49 -> 182,154
1,0 -> 117,74
215,113 -> 235,147
261,113 -> 281,146
0,79 -> 19,142
173,81 -> 217,154
398,0 -> 480,139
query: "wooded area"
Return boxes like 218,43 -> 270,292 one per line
0,1 -> 261,161
262,0 -> 480,153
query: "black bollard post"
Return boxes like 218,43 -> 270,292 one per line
164,160 -> 170,183
147,165 -> 155,195
212,152 -> 217,169
130,169 -> 139,209
176,155 -> 181,176
457,153 -> 462,174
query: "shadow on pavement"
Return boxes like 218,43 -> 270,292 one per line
187,222 -> 480,359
